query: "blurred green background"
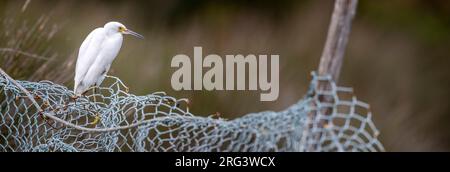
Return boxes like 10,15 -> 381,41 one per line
1,0 -> 449,151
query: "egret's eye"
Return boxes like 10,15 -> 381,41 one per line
118,26 -> 126,32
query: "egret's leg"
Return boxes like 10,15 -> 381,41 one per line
90,86 -> 101,125
71,92 -> 85,112
93,87 -> 97,103
71,94 -> 79,108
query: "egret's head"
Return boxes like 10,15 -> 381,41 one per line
104,21 -> 144,39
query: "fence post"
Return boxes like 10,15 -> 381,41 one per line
318,0 -> 358,82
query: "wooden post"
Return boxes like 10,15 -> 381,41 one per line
318,0 -> 358,82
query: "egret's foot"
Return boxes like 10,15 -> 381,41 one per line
90,113 -> 101,125
71,94 -> 81,108
70,95 -> 79,100
124,86 -> 129,93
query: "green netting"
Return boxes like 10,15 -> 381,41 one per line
0,72 -> 383,152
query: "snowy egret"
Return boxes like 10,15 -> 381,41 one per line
74,21 -> 143,96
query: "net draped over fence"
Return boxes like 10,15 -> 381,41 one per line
0,72 -> 384,152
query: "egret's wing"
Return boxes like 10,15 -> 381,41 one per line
74,28 -> 105,90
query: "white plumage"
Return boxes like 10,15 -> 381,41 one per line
74,21 -> 143,96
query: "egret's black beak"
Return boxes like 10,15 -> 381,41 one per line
124,29 -> 144,39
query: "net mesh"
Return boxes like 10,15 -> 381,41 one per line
0,72 -> 384,152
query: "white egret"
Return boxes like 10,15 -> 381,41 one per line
74,21 -> 143,96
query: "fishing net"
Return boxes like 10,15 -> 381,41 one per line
0,72 -> 384,152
